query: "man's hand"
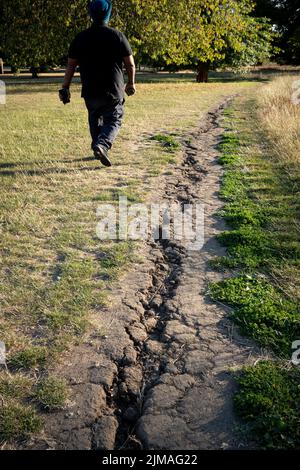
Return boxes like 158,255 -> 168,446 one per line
125,83 -> 136,96
123,55 -> 136,97
59,88 -> 71,105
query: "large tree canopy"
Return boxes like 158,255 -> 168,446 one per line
111,0 -> 276,80
112,0 -> 275,68
0,0 -> 277,77
0,0 -> 89,70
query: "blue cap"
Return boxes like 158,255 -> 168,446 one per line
89,0 -> 112,24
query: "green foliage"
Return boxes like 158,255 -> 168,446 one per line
34,376 -> 68,411
0,403 -> 42,442
217,17 -> 279,70
234,362 -> 300,448
116,0 -> 276,69
0,0 -> 89,69
254,0 -> 300,64
0,0 -> 275,71
209,276 -> 300,355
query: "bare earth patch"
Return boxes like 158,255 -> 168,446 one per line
23,97 -> 260,451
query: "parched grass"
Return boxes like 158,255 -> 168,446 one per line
259,76 -> 300,171
0,74 -> 256,442
209,78 -> 300,448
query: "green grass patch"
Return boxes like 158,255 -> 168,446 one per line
150,134 -> 181,152
218,133 -> 240,165
98,241 -> 136,280
43,257 -> 98,336
234,362 -> 300,449
209,276 -> 300,356
0,374 -> 33,399
33,376 -> 68,411
0,403 -> 42,442
93,187 -> 142,203
8,347 -> 48,371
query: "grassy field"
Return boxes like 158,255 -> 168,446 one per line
1,71 -> 299,447
0,74 -> 258,443
209,76 -> 300,448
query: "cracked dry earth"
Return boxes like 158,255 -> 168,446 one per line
27,96 -> 259,451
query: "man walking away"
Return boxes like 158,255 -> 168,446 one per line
59,0 -> 136,167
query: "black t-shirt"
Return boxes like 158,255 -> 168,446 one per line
69,24 -> 132,100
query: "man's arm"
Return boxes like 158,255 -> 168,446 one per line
62,58 -> 79,89
59,58 -> 79,105
123,55 -> 136,96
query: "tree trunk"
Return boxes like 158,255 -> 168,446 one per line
0,59 -> 3,75
196,62 -> 209,83
11,65 -> 20,75
30,66 -> 39,78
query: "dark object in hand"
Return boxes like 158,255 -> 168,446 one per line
125,84 -> 136,96
59,88 -> 71,105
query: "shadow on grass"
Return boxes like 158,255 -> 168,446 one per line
0,156 -> 104,177
0,155 -> 95,168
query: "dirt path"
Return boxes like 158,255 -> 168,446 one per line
27,96 -> 258,451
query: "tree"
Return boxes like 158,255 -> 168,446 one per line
253,0 -> 300,64
289,26 -> 300,64
0,0 -> 276,79
112,0 -> 276,81
215,17 -> 278,72
0,0 -> 89,75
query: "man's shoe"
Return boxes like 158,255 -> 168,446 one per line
93,145 -> 112,167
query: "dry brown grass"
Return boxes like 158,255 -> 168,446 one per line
259,76 -> 300,172
253,76 -> 300,301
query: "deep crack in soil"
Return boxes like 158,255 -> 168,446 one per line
25,96 -> 259,451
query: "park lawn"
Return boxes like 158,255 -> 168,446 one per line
0,75 -> 257,443
209,76 -> 300,448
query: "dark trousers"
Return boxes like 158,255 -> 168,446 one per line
84,96 -> 124,151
